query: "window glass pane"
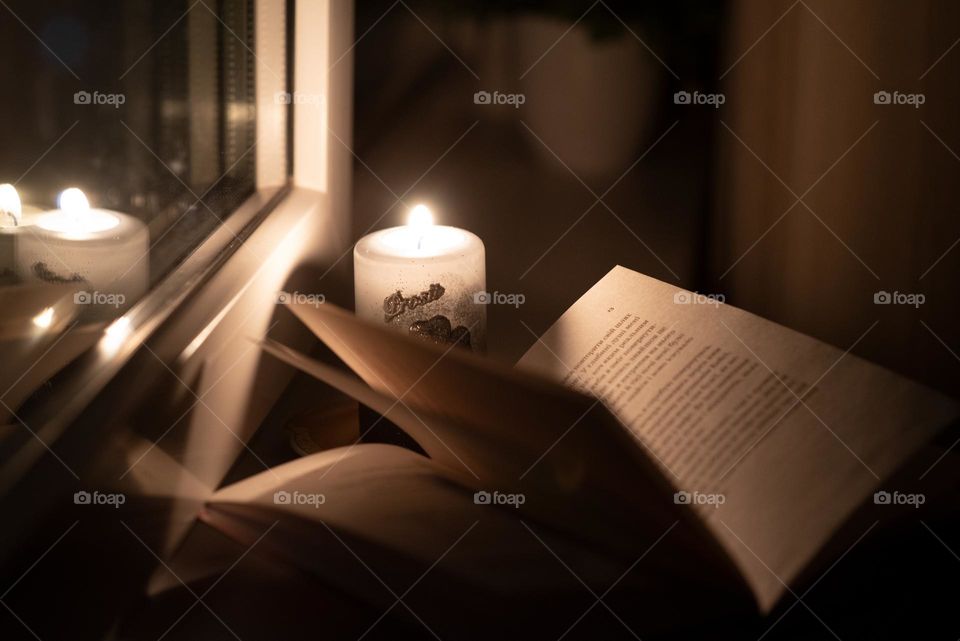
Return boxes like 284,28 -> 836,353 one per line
0,0 -> 271,421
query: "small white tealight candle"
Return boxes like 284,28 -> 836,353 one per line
0,184 -> 43,282
17,188 -> 149,319
0,183 -> 24,228
354,205 -> 486,351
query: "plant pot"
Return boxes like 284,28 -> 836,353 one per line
518,14 -> 660,178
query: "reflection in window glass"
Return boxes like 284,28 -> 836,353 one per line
0,0 -> 266,421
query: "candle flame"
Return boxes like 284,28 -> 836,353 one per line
40,187 -> 118,234
58,187 -> 91,214
0,183 -> 22,227
32,307 -> 55,329
407,204 -> 434,231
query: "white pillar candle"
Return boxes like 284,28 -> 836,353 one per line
16,188 -> 149,319
354,205 -> 486,352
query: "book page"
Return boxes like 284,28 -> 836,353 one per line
207,443 -> 755,637
518,266 -> 960,611
265,300 -> 748,593
208,444 -> 647,596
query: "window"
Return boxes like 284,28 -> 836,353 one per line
0,0 -> 287,422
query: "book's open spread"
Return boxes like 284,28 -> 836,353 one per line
209,265 -> 958,619
519,266 -> 959,611
252,299 -> 734,580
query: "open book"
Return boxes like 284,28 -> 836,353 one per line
204,266 -> 958,638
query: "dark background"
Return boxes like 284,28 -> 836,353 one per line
349,0 -> 960,402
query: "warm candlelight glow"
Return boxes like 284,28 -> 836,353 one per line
38,188 -> 120,235
58,187 -> 90,213
101,316 -> 132,355
0,183 -> 22,228
407,204 -> 434,231
32,306 -> 55,329
407,204 -> 435,251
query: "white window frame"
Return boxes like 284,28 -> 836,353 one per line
0,0 -> 355,556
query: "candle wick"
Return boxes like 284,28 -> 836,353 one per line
417,235 -> 423,251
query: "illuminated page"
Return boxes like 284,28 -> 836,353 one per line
208,443 -> 754,635
267,302 -> 702,563
267,299 -> 751,597
518,266 -> 959,611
